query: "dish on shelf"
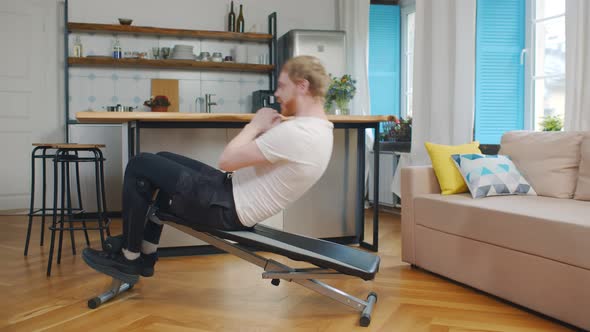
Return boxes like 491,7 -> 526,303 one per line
118,18 -> 133,25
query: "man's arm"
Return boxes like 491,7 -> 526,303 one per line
218,108 -> 280,171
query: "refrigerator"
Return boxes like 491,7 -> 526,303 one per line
278,30 -> 347,78
277,30 -> 358,241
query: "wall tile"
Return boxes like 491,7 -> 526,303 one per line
201,80 -> 241,113
179,80 -> 202,113
240,82 -> 261,113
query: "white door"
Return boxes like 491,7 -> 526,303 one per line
0,0 -> 63,210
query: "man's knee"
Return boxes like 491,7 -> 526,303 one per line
136,177 -> 153,194
156,151 -> 178,160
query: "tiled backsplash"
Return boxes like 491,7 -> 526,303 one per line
68,33 -> 270,120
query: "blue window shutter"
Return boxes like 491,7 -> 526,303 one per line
369,5 -> 401,118
475,0 -> 525,144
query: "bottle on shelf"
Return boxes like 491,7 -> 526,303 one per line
72,36 -> 83,57
236,4 -> 245,33
112,38 -> 122,59
228,1 -> 236,32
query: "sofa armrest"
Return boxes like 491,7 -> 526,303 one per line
401,166 -> 440,264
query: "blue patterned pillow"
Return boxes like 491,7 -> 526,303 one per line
451,154 -> 537,198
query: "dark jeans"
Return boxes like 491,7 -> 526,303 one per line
122,151 -> 247,253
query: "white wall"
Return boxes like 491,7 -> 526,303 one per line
0,0 -> 64,210
69,0 -> 337,37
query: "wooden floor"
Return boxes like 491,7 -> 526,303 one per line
0,211 -> 576,332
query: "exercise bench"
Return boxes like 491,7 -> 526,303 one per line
87,213 -> 380,327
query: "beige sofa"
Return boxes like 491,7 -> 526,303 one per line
401,131 -> 590,330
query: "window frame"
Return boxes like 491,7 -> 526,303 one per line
525,0 -> 566,131
400,3 -> 415,119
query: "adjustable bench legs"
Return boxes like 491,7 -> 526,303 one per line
88,278 -> 135,309
263,265 -> 378,327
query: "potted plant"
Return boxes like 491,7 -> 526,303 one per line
324,74 -> 356,115
381,116 -> 412,142
539,114 -> 563,131
144,95 -> 171,112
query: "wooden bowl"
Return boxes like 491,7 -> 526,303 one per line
118,18 -> 133,25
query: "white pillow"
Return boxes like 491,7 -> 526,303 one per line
451,154 -> 536,199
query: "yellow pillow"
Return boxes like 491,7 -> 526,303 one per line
425,141 -> 481,195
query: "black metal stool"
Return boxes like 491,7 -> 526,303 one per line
25,143 -> 112,276
24,143 -> 87,257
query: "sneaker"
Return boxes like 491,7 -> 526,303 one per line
82,248 -> 141,285
140,252 -> 158,277
102,235 -> 159,278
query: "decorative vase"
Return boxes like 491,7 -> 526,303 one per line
151,106 -> 168,112
332,98 -> 350,115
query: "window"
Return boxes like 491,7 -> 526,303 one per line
475,0 -> 567,143
401,6 -> 415,118
368,4 -> 401,119
475,0 -> 526,144
529,0 -> 565,131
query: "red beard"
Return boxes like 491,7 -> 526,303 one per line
282,97 -> 297,116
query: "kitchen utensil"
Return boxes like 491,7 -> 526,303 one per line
104,105 -> 136,112
211,52 -> 223,62
161,47 -> 171,59
118,18 -> 133,25
198,52 -> 211,61
151,79 -> 179,112
170,45 -> 196,60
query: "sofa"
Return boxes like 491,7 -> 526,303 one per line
401,131 -> 590,330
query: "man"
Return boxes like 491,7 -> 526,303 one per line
82,55 -> 334,283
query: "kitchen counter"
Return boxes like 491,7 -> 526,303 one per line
76,111 -> 394,124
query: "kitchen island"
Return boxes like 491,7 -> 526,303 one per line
76,111 -> 393,254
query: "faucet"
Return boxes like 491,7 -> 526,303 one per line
204,94 -> 217,113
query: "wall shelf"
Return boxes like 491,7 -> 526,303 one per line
68,57 -> 274,73
68,22 -> 273,43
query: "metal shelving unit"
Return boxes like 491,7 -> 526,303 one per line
63,0 -> 278,136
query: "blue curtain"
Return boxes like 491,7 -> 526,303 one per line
369,4 -> 401,119
475,0 -> 526,144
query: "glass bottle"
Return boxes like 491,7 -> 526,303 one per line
73,36 -> 83,57
228,1 -> 236,32
112,38 -> 122,59
236,4 -> 245,33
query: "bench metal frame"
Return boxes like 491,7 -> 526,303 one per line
88,221 -> 378,326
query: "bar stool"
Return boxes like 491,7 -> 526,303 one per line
23,143 -> 112,276
24,144 -> 86,256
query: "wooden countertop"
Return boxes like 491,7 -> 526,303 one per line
75,111 -> 395,124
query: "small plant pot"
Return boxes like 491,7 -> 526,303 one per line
151,106 -> 168,112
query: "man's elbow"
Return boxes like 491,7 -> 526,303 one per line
218,157 -> 236,172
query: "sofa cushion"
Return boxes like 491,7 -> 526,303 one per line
451,154 -> 536,198
424,141 -> 482,195
574,134 -> 590,200
499,131 -> 584,198
414,194 -> 590,270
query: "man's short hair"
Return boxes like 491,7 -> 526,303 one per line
282,55 -> 330,101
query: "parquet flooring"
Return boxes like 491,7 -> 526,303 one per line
0,211 -> 576,331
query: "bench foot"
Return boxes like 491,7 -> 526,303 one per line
87,278 -> 135,309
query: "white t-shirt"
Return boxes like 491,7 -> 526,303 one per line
232,116 -> 334,227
